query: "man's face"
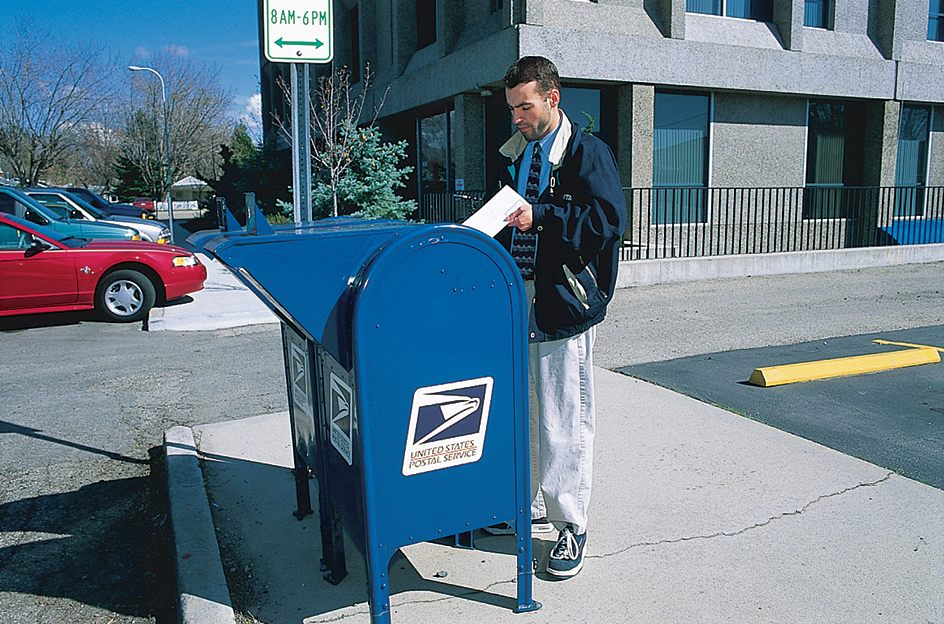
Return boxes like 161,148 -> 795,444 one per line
506,80 -> 560,143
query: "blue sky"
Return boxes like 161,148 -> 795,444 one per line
9,0 -> 263,132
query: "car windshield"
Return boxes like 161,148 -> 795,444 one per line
3,189 -> 65,222
62,192 -> 110,219
65,188 -> 106,207
0,213 -> 87,248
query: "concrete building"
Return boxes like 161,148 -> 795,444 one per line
261,0 -> 944,251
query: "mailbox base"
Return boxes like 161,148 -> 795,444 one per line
452,531 -> 474,549
516,600 -> 543,613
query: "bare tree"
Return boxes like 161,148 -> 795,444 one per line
277,65 -> 388,217
59,101 -> 126,188
118,109 -> 164,199
313,66 -> 378,217
122,50 -> 233,199
0,20 -> 119,187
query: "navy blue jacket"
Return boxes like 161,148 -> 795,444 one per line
495,111 -> 627,342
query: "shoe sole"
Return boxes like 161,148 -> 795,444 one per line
546,558 -> 584,578
486,523 -> 557,536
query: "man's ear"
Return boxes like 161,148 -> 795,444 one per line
547,88 -> 561,109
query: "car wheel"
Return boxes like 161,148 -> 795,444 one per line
96,269 -> 156,322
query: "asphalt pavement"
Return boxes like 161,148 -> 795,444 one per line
0,259 -> 287,624
158,255 -> 944,624
619,325 -> 944,490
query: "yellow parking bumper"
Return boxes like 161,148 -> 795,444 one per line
748,347 -> 941,387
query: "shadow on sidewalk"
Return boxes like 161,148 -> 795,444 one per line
198,451 -> 527,621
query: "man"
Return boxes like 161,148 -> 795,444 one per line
490,56 -> 626,578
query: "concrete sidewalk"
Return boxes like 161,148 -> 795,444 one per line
148,254 -> 277,332
167,370 -> 944,623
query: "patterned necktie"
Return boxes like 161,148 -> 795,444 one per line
512,142 -> 542,279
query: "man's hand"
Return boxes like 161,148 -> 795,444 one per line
505,204 -> 534,231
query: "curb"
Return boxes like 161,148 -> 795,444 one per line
616,244 -> 944,288
164,426 -> 236,624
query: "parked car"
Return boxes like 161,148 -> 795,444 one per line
133,198 -> 156,212
0,212 -> 206,322
0,187 -> 142,241
26,189 -> 171,244
60,187 -> 155,220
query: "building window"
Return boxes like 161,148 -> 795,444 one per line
653,92 -> 710,225
687,0 -> 772,21
805,101 -> 844,218
562,86 -> 617,151
417,0 -> 437,49
804,100 -> 866,218
930,0 -> 944,40
895,105 -> 932,216
561,87 -> 601,136
418,109 -> 455,208
804,0 -> 832,28
349,6 -> 361,83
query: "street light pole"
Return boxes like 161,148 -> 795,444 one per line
128,65 -> 174,242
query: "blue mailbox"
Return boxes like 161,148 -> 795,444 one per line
191,215 -> 539,623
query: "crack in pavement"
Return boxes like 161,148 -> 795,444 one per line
254,475 -> 900,620
587,472 -> 895,559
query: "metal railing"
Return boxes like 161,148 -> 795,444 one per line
420,191 -> 487,224
419,186 -> 944,261
624,186 -> 944,260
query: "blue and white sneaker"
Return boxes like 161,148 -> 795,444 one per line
484,521 -> 516,535
547,525 -> 586,578
485,518 -> 557,535
531,517 -> 556,534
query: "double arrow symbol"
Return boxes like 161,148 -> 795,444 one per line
275,37 -> 324,48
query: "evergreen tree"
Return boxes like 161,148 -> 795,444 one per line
111,155 -> 151,201
213,124 -> 292,222
274,65 -> 415,221
310,123 -> 415,220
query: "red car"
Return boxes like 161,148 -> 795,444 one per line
0,212 -> 206,322
132,198 -> 156,213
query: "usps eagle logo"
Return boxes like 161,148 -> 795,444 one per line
329,372 -> 354,465
402,377 -> 493,476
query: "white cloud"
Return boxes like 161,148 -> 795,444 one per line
237,94 -> 263,144
134,46 -> 152,58
164,44 -> 190,58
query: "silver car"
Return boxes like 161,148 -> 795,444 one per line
26,189 -> 172,244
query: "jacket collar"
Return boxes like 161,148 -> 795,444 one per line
499,110 -> 573,168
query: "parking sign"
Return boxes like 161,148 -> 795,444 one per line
263,0 -> 333,63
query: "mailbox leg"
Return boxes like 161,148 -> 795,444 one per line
310,438 -> 347,583
453,530 -> 474,549
514,369 -> 540,613
315,420 -> 346,583
292,449 -> 313,520
321,498 -> 347,584
515,515 -> 542,613
366,550 -> 394,624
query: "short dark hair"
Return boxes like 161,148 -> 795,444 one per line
504,56 -> 560,96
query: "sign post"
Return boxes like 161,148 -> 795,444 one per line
290,64 -> 312,223
263,0 -> 333,224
